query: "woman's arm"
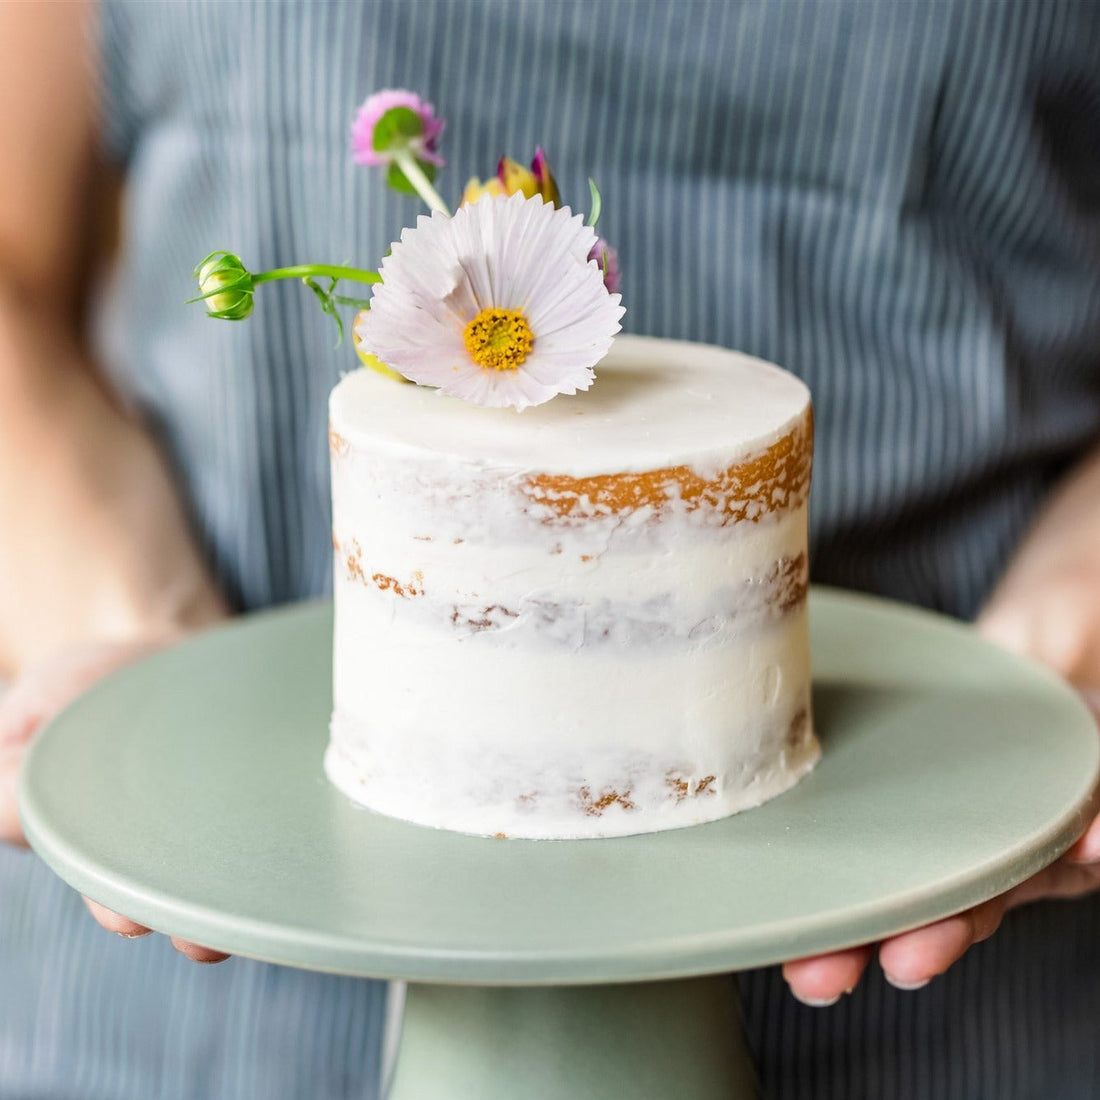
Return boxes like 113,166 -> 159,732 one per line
0,285 -> 229,672
0,2 -> 227,676
0,0 -> 229,961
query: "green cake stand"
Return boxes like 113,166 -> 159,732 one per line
18,589 -> 1100,1099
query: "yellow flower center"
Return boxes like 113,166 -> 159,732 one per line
463,308 -> 535,371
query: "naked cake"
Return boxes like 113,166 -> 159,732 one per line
326,333 -> 816,838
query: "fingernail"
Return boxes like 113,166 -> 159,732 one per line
885,974 -> 931,991
792,991 -> 841,1007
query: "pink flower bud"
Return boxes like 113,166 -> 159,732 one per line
531,147 -> 562,206
587,238 -> 621,295
350,89 -> 445,168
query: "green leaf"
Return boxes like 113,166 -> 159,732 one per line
303,276 -> 345,347
586,178 -> 602,228
372,106 -> 423,153
387,158 -> 437,196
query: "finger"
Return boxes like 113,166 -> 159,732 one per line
0,639 -> 165,752
782,944 -> 872,1006
1063,811 -> 1100,864
170,937 -> 230,964
82,897 -> 153,939
1004,858 -> 1100,908
1083,689 -> 1100,721
877,897 -> 1006,988
0,680 -> 47,751
0,641 -> 172,848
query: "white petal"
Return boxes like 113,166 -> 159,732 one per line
355,194 -> 623,410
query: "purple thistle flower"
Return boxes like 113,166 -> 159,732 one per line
351,89 -> 445,168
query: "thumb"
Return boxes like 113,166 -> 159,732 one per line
0,743 -> 28,847
0,639 -> 161,744
0,639 -> 165,847
0,674 -> 68,845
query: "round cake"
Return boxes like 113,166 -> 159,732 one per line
326,333 -> 817,838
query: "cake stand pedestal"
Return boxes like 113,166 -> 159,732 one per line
18,591 -> 1100,1099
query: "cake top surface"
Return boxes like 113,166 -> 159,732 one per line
330,334 -> 810,475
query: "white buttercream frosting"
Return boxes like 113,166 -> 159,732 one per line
330,333 -> 810,474
327,334 -> 817,839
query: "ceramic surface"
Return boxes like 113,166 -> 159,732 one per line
18,590 -> 1100,984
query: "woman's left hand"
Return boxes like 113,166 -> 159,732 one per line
783,444 -> 1100,1006
783,699 -> 1100,1006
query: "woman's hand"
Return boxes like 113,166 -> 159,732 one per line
782,692 -> 1100,1005
1,633 -> 232,963
782,706 -> 1100,1005
783,441 -> 1100,1006
0,639 -> 159,846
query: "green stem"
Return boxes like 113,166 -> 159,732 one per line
393,148 -> 452,216
253,264 -> 381,286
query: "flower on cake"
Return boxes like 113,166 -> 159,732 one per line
354,191 -> 624,411
351,89 -> 449,214
463,150 -> 618,294
462,147 -> 562,207
529,147 -> 562,206
588,238 -> 621,295
191,89 -> 624,407
351,89 -> 444,167
192,252 -> 255,320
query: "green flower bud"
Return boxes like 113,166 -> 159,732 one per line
190,252 -> 255,320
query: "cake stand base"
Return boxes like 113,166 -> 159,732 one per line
389,977 -> 757,1100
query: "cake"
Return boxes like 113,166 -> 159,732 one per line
326,333 -> 817,838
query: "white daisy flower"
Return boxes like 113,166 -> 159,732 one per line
354,192 -> 625,411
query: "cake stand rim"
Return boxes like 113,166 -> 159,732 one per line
17,588 -> 1100,985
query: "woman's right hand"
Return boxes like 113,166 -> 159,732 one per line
0,634 -> 231,963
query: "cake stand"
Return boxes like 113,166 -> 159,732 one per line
18,589 -> 1100,1099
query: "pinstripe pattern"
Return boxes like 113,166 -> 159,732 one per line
2,0 -> 1096,1095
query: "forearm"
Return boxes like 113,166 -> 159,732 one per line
0,281 -> 227,673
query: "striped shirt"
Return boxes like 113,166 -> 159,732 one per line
1,0 -> 1097,1095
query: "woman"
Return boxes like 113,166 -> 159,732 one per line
1,0 -> 1098,1095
